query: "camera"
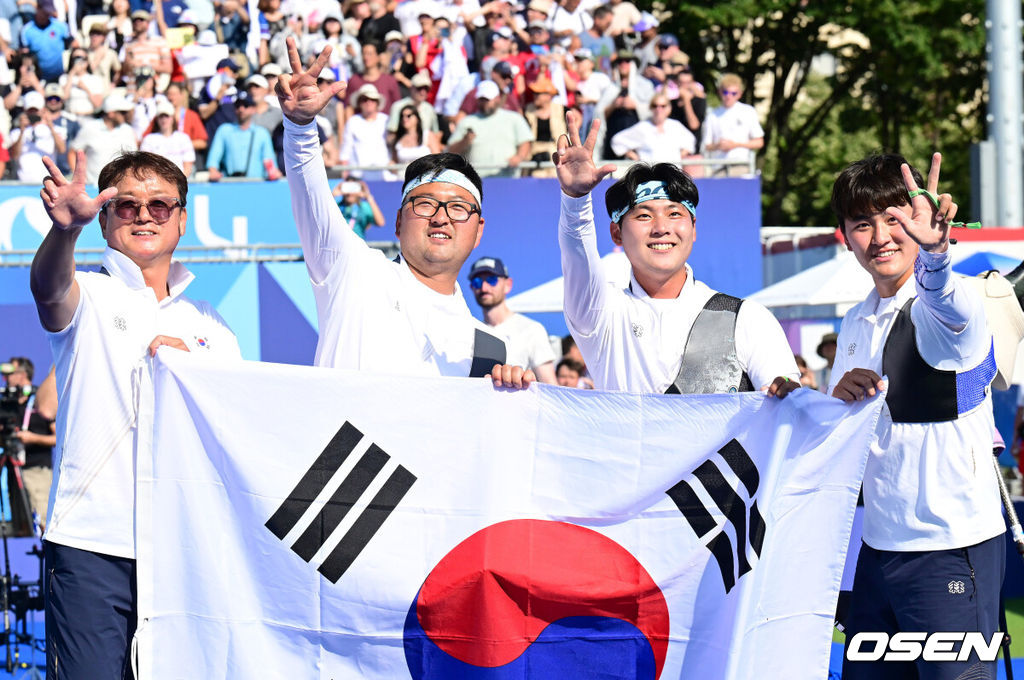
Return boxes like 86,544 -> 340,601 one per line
0,386 -> 26,462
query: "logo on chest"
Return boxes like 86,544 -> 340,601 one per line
113,316 -> 127,332
631,322 -> 644,339
847,342 -> 856,357
194,336 -> 210,349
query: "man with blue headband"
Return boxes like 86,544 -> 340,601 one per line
276,38 -> 530,387
552,112 -> 799,395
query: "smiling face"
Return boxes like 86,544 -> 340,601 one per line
99,171 -> 187,269
395,182 -> 483,284
471,272 -> 510,309
611,199 -> 695,298
841,203 -> 917,297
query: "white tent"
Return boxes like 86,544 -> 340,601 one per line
747,251 -> 873,318
506,251 -> 632,314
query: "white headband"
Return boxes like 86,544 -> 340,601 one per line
400,169 -> 482,207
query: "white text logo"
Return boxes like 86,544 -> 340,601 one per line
846,632 -> 1001,662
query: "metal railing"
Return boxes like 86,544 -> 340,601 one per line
0,242 -> 402,267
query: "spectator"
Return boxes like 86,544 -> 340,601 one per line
387,71 -> 439,138
69,93 -> 138,185
212,0 -> 249,55
642,33 -> 682,87
571,49 -> 611,133
141,99 -> 196,175
20,0 -> 70,82
468,5 -> 513,72
632,11 -> 659,69
106,0 -> 132,50
8,89 -> 67,183
314,67 -> 344,143
312,12 -> 361,82
610,92 -> 695,163
556,357 -> 585,387
206,90 -> 280,181
455,59 -> 521,125
121,9 -> 172,76
596,49 -> 653,159
394,0 -> 443,37
256,0 -> 288,67
198,58 -> 242,138
391,103 -> 440,170
245,73 -> 283,135
85,23 -> 121,86
577,4 -> 613,71
260,62 -> 284,99
4,56 -> 45,123
60,47 -> 108,117
0,358 -> 55,530
157,81 -> 208,157
669,64 -> 706,151
794,354 -> 818,390
358,0 -> 400,49
429,16 -> 471,114
340,83 -> 393,180
381,30 -> 409,83
550,0 -> 592,41
522,0 -> 554,32
606,0 -> 640,38
702,72 -> 763,176
816,331 -> 837,391
330,179 -> 385,239
131,66 -> 170,141
469,256 -> 558,383
447,79 -> 532,178
347,42 -> 401,114
42,83 -> 79,174
523,75 -> 565,176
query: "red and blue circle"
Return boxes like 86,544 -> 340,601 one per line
403,519 -> 669,679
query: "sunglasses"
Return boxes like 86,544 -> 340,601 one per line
720,89 -> 740,96
470,274 -> 501,289
104,197 -> 184,222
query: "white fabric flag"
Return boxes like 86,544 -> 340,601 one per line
134,350 -> 883,680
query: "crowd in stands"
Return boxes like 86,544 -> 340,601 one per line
0,0 -> 766,184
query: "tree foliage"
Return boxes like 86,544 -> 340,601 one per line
652,0 -> 987,225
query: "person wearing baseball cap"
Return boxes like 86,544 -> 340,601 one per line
68,94 -> 138,185
386,71 -> 440,135
20,0 -> 70,81
447,79 -> 532,178
278,37 -> 532,387
469,257 -> 558,383
205,90 -> 280,181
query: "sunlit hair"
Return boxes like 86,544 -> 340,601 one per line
830,153 -> 923,233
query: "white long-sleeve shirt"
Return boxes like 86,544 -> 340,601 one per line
827,249 -> 1003,551
284,117 -> 491,376
558,192 -> 798,393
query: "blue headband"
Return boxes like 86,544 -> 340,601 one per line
609,180 -> 696,223
400,169 -> 482,207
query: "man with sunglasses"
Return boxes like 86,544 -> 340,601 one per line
280,39 -> 531,387
30,150 -> 241,679
702,73 -> 763,177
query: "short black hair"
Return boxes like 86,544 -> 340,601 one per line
99,151 -> 189,205
830,153 -> 923,233
560,334 -> 576,356
402,153 -> 484,205
8,357 -> 33,382
604,162 -> 698,222
592,5 -> 612,19
556,357 -> 585,375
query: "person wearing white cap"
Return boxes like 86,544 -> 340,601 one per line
447,79 -> 532,178
140,99 -> 196,175
278,38 -> 533,387
340,82 -> 394,181
69,94 -> 138,185
386,71 -> 440,136
7,89 -> 67,183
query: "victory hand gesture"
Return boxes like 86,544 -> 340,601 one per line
553,109 -> 616,198
276,37 -> 347,126
886,152 -> 957,254
39,153 -> 117,231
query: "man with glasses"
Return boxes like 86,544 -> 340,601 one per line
468,257 -> 557,384
30,149 -> 241,678
280,39 -> 531,386
702,73 -> 763,177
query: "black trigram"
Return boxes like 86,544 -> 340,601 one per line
265,421 -> 416,583
665,439 -> 766,593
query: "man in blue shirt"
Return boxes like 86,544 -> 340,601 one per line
19,0 -> 69,82
206,91 -> 281,180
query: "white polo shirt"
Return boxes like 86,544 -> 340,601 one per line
284,118 -> 494,376
702,101 -> 763,165
46,248 -> 240,559
558,192 -> 798,393
489,313 -> 556,372
827,250 -> 1003,552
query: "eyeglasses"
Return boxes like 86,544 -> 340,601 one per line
103,197 -> 184,222
470,274 -> 500,289
415,85 -> 431,91
720,89 -> 740,96
403,195 -> 479,223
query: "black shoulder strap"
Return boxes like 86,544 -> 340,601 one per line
469,328 -> 507,378
666,292 -> 753,395
882,298 -> 958,423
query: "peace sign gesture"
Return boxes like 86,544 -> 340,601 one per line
39,152 -> 117,231
276,37 -> 347,127
552,109 -> 617,198
885,152 -> 958,253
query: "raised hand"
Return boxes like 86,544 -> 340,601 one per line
39,152 -> 117,231
552,109 -> 616,198
276,37 -> 347,126
886,152 -> 957,253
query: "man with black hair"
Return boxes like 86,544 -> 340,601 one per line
31,149 -> 240,678
279,39 -> 530,386
552,112 -> 798,395
828,153 -> 1003,680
